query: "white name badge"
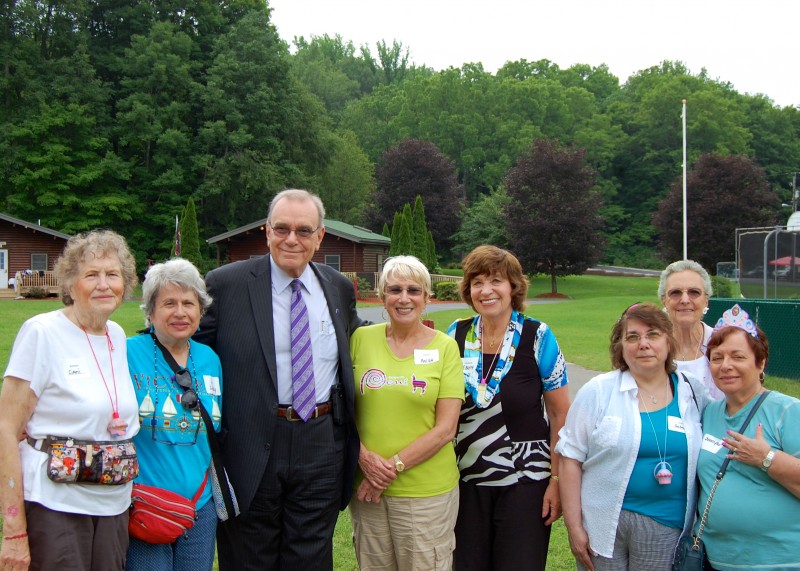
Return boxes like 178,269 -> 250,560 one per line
204,375 -> 221,396
668,416 -> 686,433
702,433 -> 725,454
461,357 -> 478,376
64,358 -> 90,380
414,349 -> 439,365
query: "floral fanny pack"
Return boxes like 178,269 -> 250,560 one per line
27,436 -> 138,485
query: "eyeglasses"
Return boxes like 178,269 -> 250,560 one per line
270,225 -> 320,239
384,286 -> 425,297
173,369 -> 200,410
666,288 -> 705,301
624,330 -> 665,344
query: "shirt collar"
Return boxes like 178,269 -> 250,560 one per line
270,256 -> 314,294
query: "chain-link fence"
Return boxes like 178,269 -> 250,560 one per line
737,226 -> 800,299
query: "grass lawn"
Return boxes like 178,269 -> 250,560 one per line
1,274 -> 798,569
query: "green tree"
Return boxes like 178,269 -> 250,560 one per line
505,138 -> 604,293
381,223 -> 390,238
396,206 -> 414,256
179,197 -> 202,267
454,187 -> 512,256
411,195 -> 436,269
316,130 -> 374,224
388,211 -> 401,256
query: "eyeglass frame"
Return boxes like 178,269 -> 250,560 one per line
269,224 -> 321,239
666,287 -> 706,301
383,285 -> 426,297
623,330 -> 666,345
173,369 -> 200,411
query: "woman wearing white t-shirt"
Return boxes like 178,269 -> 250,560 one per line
0,230 -> 140,571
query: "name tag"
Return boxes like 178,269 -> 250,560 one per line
204,375 -> 221,396
64,358 -> 90,380
702,433 -> 725,454
668,416 -> 686,433
461,357 -> 478,376
414,349 -> 439,365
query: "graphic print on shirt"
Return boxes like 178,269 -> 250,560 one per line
359,368 -> 428,396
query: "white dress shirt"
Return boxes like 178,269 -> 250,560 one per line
270,258 -> 339,405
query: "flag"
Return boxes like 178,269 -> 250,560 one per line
174,215 -> 181,256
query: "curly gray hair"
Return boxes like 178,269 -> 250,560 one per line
140,258 -> 212,327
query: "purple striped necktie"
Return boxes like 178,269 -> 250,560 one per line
290,279 -> 316,421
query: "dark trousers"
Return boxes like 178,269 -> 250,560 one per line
454,478 -> 551,571
25,501 -> 129,571
218,413 -> 345,571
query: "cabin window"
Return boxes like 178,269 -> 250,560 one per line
325,255 -> 341,272
31,253 -> 48,271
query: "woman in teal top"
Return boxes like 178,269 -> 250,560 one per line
126,259 -> 223,571
696,305 -> 800,571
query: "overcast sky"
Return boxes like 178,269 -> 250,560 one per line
268,0 -> 798,108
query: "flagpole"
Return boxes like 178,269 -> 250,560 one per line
682,99 -> 688,260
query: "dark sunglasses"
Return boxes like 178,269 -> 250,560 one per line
173,369 -> 200,410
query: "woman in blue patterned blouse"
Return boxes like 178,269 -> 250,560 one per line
447,245 -> 571,571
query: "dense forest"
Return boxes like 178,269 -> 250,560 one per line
2,1 -> 798,272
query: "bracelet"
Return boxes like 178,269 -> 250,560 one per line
550,475 -> 560,482
3,532 -> 28,541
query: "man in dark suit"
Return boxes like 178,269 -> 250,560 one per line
195,189 -> 363,570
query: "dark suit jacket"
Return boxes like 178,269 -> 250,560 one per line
194,255 -> 362,512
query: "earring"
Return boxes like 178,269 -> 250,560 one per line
381,309 -> 388,322
703,307 -> 709,315
759,370 -> 765,384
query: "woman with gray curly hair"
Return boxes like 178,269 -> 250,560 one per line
0,230 -> 140,571
658,259 -> 722,400
125,258 -> 223,571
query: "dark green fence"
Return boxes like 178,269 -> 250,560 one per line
705,298 -> 800,381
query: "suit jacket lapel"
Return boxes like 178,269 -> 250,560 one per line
249,256 -> 279,390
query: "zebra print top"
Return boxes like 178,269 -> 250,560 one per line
451,316 -> 568,486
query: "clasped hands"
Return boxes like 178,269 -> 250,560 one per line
356,447 -> 397,504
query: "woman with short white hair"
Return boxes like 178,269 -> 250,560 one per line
349,256 -> 464,570
126,258 -> 223,571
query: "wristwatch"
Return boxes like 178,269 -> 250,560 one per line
393,454 -> 405,472
761,449 -> 775,472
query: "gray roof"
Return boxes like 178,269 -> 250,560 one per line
0,212 -> 71,240
207,217 -> 390,246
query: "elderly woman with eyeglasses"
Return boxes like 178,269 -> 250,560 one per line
125,259 -> 223,571
557,303 -> 710,571
349,256 -> 464,571
658,260 -> 722,400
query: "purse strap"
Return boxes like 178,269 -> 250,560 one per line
694,390 -> 770,545
151,333 -> 236,518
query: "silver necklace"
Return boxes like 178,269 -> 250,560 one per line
639,391 -> 673,485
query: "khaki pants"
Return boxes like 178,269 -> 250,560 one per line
350,486 -> 458,571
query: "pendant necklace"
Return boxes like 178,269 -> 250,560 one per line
639,391 -> 672,485
81,325 -> 127,437
477,320 -> 504,404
